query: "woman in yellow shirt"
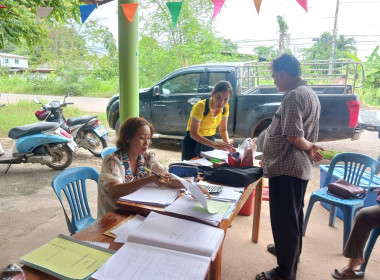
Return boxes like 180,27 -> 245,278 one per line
182,80 -> 235,160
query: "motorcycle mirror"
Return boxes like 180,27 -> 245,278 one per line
33,98 -> 41,104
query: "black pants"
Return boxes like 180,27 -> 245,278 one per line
269,175 -> 308,280
181,131 -> 214,160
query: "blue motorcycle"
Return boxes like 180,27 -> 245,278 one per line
0,104 -> 77,174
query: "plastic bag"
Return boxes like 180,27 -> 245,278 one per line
238,138 -> 257,167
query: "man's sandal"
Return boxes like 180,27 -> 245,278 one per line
256,269 -> 283,280
332,267 -> 364,279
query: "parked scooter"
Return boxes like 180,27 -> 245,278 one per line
33,94 -> 108,157
0,104 -> 77,174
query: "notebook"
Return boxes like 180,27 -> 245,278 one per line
92,212 -> 225,280
20,234 -> 114,280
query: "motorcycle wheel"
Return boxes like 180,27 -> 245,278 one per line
46,144 -> 73,170
84,129 -> 108,157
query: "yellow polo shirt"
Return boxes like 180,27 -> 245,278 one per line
186,99 -> 229,136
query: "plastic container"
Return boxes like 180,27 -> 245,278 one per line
319,164 -> 380,220
239,189 -> 255,216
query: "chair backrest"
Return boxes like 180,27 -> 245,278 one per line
324,152 -> 379,190
51,166 -> 99,234
101,146 -> 117,159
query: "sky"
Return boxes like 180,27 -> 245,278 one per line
90,0 -> 380,60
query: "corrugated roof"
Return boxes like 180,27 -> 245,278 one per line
0,53 -> 29,59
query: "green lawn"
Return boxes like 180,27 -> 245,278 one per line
0,100 -> 110,137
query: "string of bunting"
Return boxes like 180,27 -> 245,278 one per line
0,1 -> 309,25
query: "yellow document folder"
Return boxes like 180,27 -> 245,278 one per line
20,234 -> 114,280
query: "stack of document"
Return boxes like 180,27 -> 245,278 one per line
92,212 -> 225,280
200,149 -> 229,161
199,181 -> 245,203
119,186 -> 180,206
111,215 -> 146,243
165,195 -> 232,226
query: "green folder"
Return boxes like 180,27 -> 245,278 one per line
20,234 -> 114,280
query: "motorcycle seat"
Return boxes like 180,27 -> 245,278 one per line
8,122 -> 59,139
67,115 -> 96,126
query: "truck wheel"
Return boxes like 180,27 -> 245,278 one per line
256,130 -> 266,153
115,119 -> 120,136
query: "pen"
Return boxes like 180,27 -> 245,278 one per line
143,167 -> 166,180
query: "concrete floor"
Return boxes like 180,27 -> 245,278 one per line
0,131 -> 379,279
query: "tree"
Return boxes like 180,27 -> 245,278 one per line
139,0 -> 238,69
276,15 -> 289,54
0,0 -> 81,49
253,46 -> 279,60
302,32 -> 356,61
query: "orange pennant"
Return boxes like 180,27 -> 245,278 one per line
253,0 -> 262,14
121,3 -> 138,22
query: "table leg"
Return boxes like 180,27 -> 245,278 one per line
252,178 -> 263,243
209,248 -> 222,280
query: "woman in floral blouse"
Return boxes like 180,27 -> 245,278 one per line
97,117 -> 180,217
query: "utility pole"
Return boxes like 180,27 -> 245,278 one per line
329,0 -> 340,74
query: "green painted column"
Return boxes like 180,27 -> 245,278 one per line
118,0 -> 139,126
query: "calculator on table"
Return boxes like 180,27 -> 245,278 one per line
197,182 -> 223,194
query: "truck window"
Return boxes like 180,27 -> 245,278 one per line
162,73 -> 201,94
207,72 -> 227,92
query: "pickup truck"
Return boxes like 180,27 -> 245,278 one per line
106,60 -> 364,151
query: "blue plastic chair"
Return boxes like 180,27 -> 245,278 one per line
303,152 -> 379,250
101,146 -> 117,159
51,167 -> 99,235
360,226 -> 380,272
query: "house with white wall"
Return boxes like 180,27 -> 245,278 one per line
0,53 -> 29,69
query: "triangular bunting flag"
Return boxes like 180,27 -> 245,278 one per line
0,5 -> 9,8
296,0 -> 308,12
166,2 -> 182,28
121,3 -> 138,22
253,0 -> 262,14
210,0 -> 225,20
37,7 -> 53,20
79,4 -> 97,24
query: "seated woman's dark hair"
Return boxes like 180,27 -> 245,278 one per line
212,80 -> 233,95
116,117 -> 154,153
272,54 -> 301,77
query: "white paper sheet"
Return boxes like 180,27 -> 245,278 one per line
170,173 -> 217,213
119,186 -> 180,206
113,215 -> 145,243
92,242 -> 210,280
165,195 -> 225,226
127,212 -> 224,260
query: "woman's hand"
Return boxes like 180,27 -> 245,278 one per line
214,142 -> 236,153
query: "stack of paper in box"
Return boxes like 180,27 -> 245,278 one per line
119,185 -> 180,206
92,212 -> 225,280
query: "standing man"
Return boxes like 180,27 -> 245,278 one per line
256,54 -> 324,280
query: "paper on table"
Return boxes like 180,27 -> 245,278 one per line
170,173 -> 217,213
165,195 -> 224,226
92,242 -> 210,280
114,215 -> 145,243
200,149 -> 229,161
193,200 -> 230,215
183,158 -> 213,167
119,186 -> 180,206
